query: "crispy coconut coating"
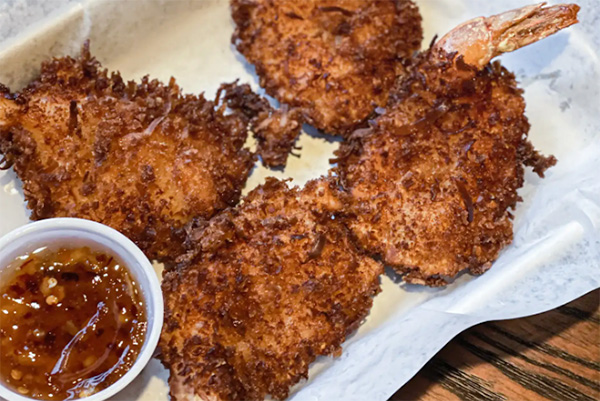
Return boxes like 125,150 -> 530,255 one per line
160,177 -> 383,401
232,0 -> 423,136
336,51 -> 556,286
220,82 -> 303,168
0,43 -> 258,263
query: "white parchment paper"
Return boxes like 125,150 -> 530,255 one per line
0,1 -> 598,400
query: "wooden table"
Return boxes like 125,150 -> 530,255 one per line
391,290 -> 599,401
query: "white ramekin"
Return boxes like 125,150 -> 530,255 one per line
0,218 -> 163,401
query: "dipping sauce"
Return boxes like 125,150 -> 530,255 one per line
0,247 -> 147,400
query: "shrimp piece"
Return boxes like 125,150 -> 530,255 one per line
160,177 -> 382,401
0,45 -> 263,263
231,0 -> 423,137
336,4 -> 579,286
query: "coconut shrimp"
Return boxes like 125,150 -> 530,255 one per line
336,3 -> 579,286
231,0 -> 423,137
159,178 -> 382,401
0,44 -> 298,263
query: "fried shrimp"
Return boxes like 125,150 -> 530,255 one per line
0,43 -> 278,262
231,0 -> 423,137
336,4 -> 579,286
159,177 -> 382,401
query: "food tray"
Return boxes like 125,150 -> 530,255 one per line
0,1 -> 598,400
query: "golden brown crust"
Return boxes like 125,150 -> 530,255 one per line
159,177 -> 383,401
231,0 -> 423,136
220,82 -> 303,168
251,106 -> 303,168
0,43 -> 257,263
335,51 -> 556,286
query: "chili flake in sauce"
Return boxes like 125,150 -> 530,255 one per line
0,247 -> 147,400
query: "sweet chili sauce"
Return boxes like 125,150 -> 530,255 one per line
0,247 -> 147,400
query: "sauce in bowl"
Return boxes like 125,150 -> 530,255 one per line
0,246 -> 147,400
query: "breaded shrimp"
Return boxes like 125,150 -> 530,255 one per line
336,3 -> 579,285
231,0 -> 423,137
159,177 -> 382,401
0,43 -> 280,263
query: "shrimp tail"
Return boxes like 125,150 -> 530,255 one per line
434,3 -> 580,68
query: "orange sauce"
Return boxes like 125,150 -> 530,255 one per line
0,247 -> 147,399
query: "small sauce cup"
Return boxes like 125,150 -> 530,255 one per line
0,218 -> 163,401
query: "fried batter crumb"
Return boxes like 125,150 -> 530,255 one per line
220,82 -> 303,168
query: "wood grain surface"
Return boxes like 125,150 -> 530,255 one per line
391,290 -> 600,401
